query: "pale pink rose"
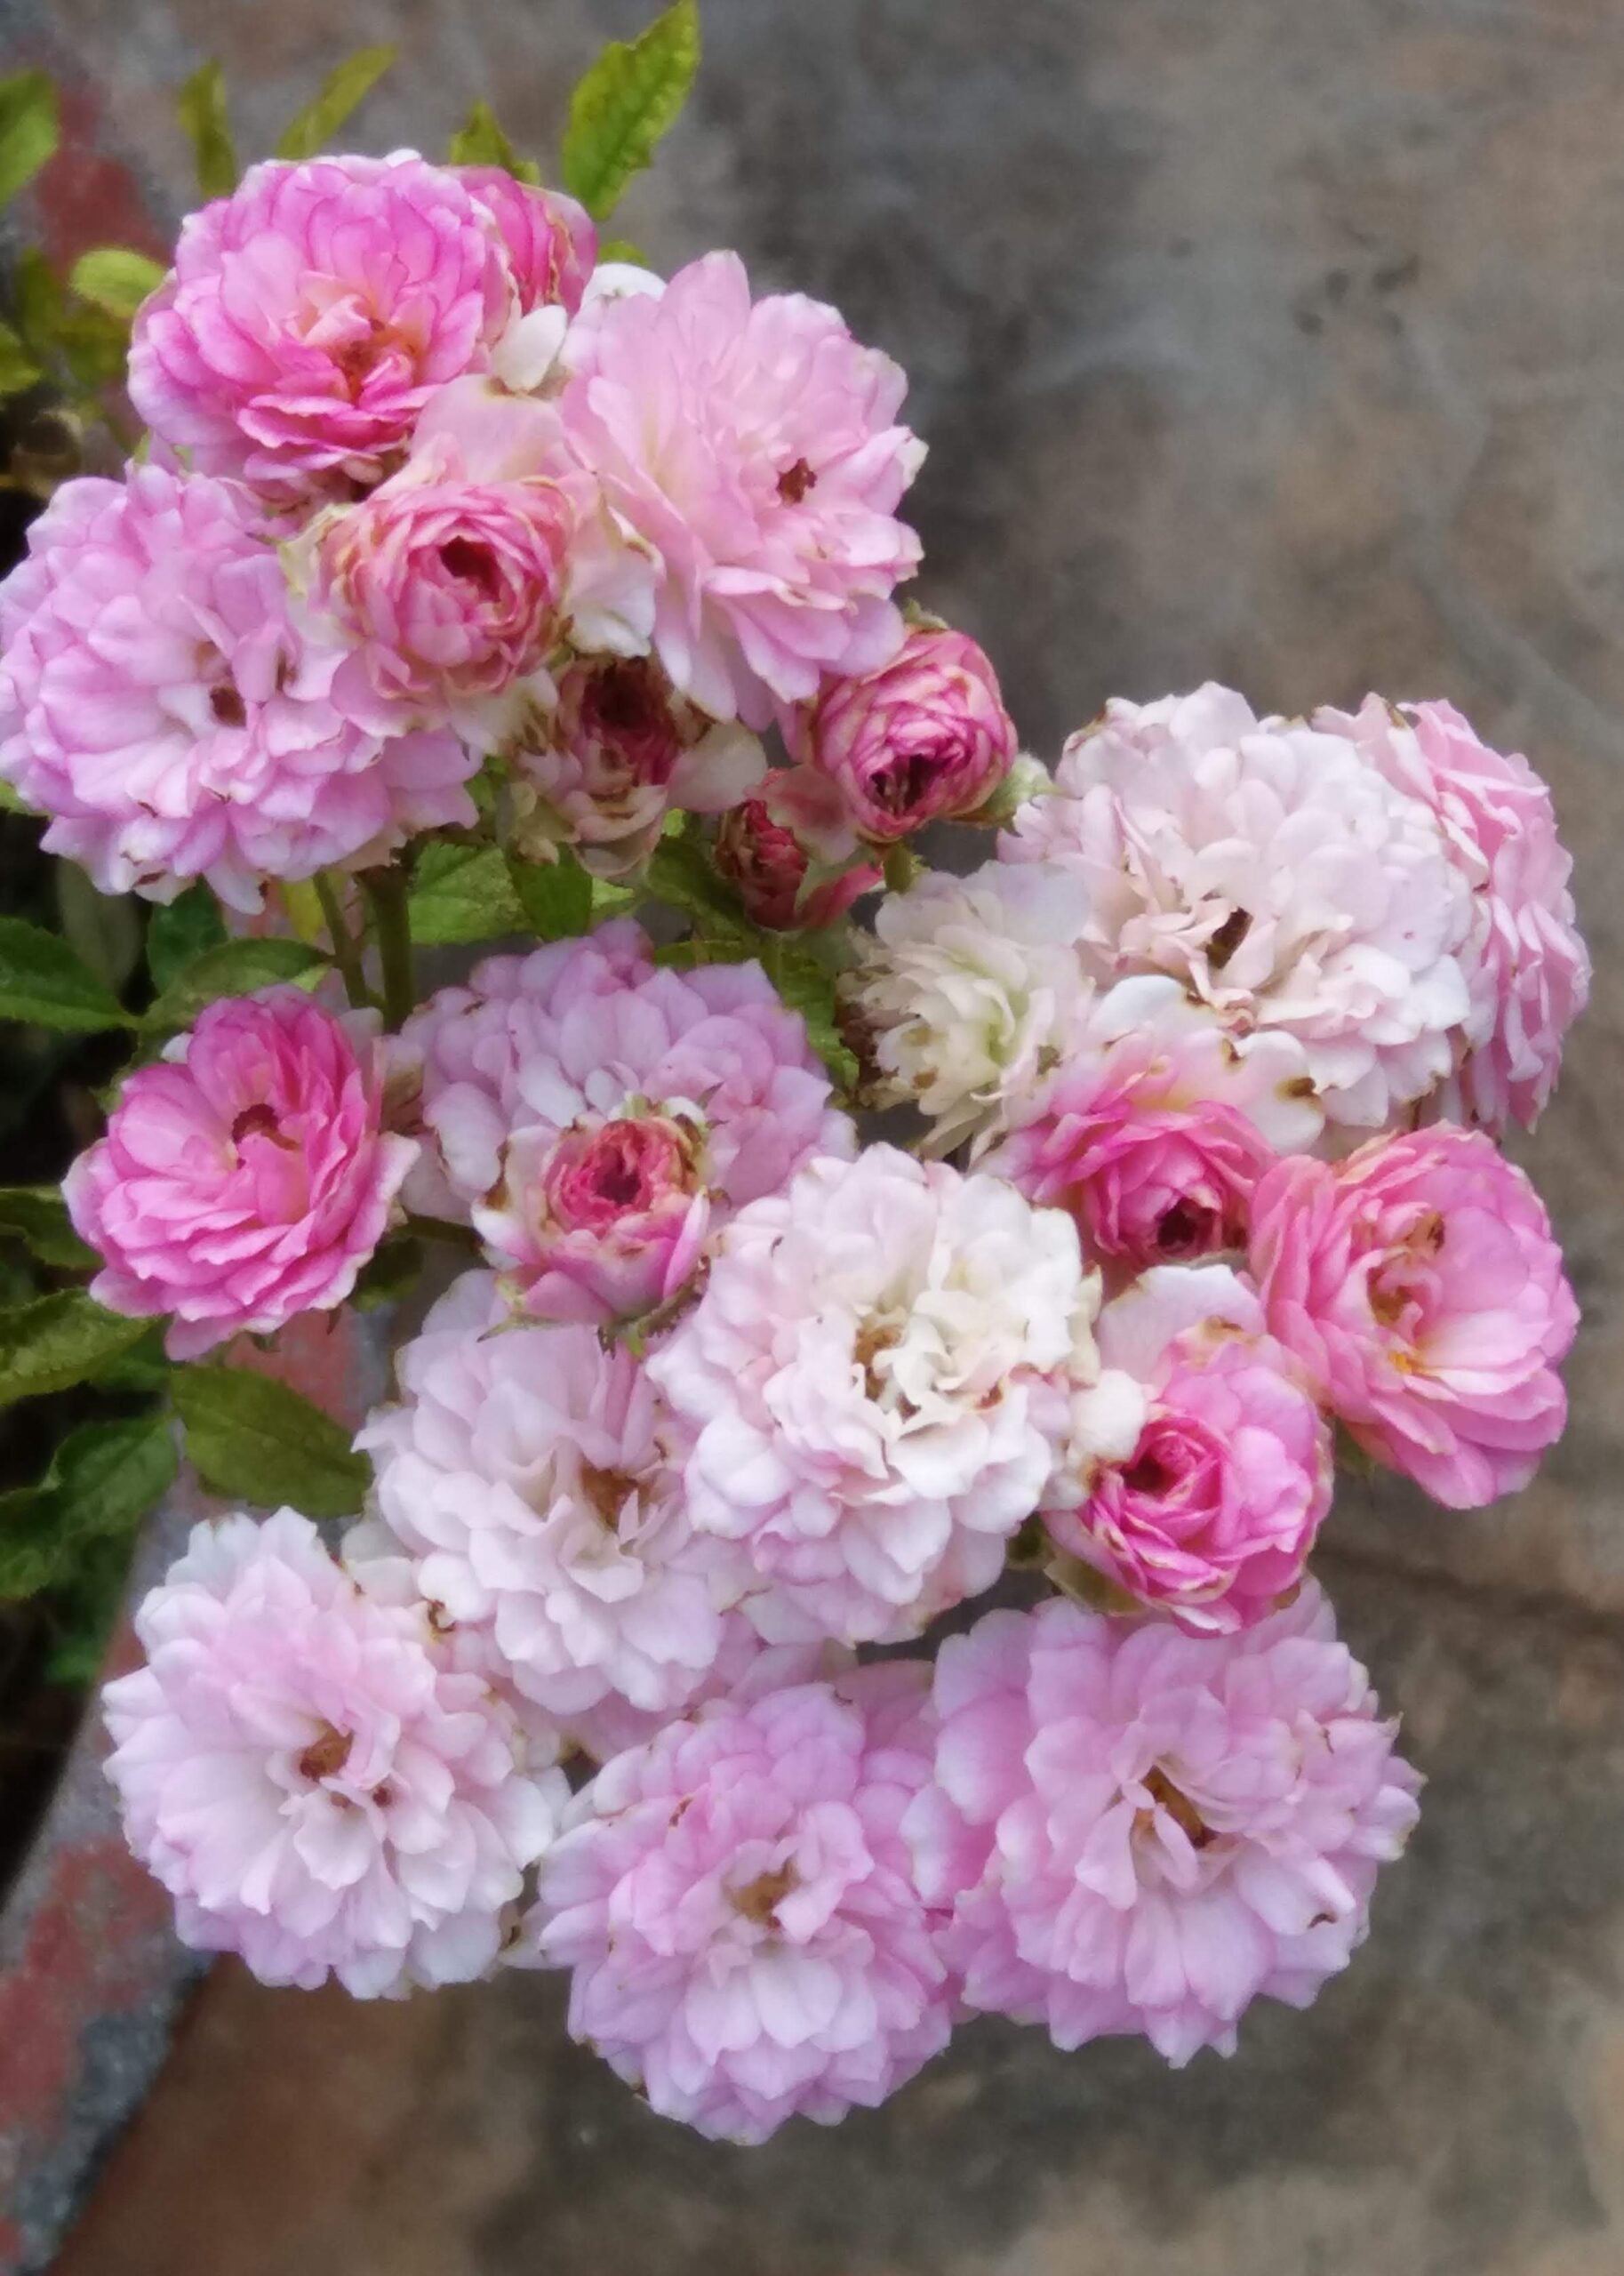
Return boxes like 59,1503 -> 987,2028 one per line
0,466 -> 476,911
647,1148 -> 1137,1647
713,783 -> 882,931
1316,695 -> 1590,1133
455,169 -> 595,317
404,925 -> 853,1324
129,155 -> 512,495
561,1624 -> 851,1766
1001,685 -> 1474,1134
300,437 -> 576,742
1042,1265 -> 1332,1632
556,251 -> 924,725
64,989 -> 416,1359
981,975 -> 1323,1272
358,1271 -> 746,1719
795,626 -> 1017,843
519,1668 -> 952,2141
103,1511 -> 566,1996
903,1583 -> 1420,2065
508,654 -> 765,878
1249,1127 -> 1576,1508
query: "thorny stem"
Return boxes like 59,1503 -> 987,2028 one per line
314,873 -> 374,1012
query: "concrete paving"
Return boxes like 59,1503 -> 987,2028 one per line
4,1 -> 1622,2268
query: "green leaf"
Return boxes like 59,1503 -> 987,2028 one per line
407,841 -> 524,946
0,1292 -> 149,1407
56,862 -> 142,994
596,236 -> 648,266
176,60 -> 237,202
760,936 -> 860,1094
173,1365 -> 370,1519
446,98 -> 540,185
0,1413 -> 176,1603
68,246 -> 166,319
0,1187 -> 96,1271
12,245 -> 61,353
276,46 -> 396,161
142,936 -> 326,1038
349,1230 -> 423,1311
644,823 -> 753,942
507,849 -> 594,942
0,915 -> 135,1032
0,317 -> 42,394
89,1322 -> 171,1394
55,302 -> 130,394
146,883 -> 228,994
0,779 -> 33,816
561,0 -> 700,221
0,71 -> 59,210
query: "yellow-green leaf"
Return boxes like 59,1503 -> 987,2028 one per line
0,916 -> 135,1032
407,842 -> 524,946
141,935 -> 326,1039
507,849 -> 593,942
276,46 -> 396,162
0,317 -> 42,396
0,1187 -> 97,1272
68,246 -> 166,319
0,71 -> 58,210
0,1293 -> 149,1407
560,0 -> 700,222
173,1366 -> 369,1519
446,98 -> 540,185
176,60 -> 236,202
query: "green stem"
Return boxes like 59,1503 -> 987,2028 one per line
314,873 -> 373,1012
364,866 -> 415,1033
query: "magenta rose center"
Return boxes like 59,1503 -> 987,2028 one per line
541,1115 -> 700,1234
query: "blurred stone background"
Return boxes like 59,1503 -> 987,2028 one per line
0,0 -> 1620,2269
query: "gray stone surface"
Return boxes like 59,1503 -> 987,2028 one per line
1,0 -> 1620,2269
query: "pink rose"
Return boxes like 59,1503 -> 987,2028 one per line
714,782 -> 882,930
509,654 -> 765,878
556,252 -> 924,725
1043,1265 -> 1332,1632
65,989 -> 417,1359
129,156 -> 513,496
1316,695 -> 1590,1134
1250,1127 -> 1577,1507
796,625 -> 1018,843
304,440 -> 576,740
0,467 -> 476,911
982,974 -> 1323,1272
454,168 -> 595,317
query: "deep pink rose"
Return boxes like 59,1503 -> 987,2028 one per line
1250,1127 -> 1577,1508
65,989 -> 416,1358
454,168 -> 595,317
129,156 -> 512,495
796,625 -> 1018,843
1043,1265 -> 1331,1632
714,783 -> 882,930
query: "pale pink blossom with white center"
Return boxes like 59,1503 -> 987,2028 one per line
1041,1265 -> 1332,1632
980,974 -> 1323,1271
647,1147 -> 1136,1647
0,465 -> 476,910
1000,685 -> 1473,1133
518,1668 -> 952,2141
903,1583 -> 1420,2065
65,989 -> 416,1359
1315,695 -> 1589,1133
1250,1127 -> 1576,1508
404,924 -> 852,1324
556,251 -> 924,726
358,1270 -> 747,1718
129,155 -> 513,496
103,1511 -> 566,1997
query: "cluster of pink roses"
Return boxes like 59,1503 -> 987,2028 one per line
10,140 -> 1588,2146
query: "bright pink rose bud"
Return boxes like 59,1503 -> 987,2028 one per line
1042,1265 -> 1332,1633
797,625 -> 1019,844
305,444 -> 575,741
714,789 -> 881,931
129,156 -> 512,496
65,989 -> 417,1359
1250,1127 -> 1577,1508
454,169 -> 596,317
509,655 -> 764,878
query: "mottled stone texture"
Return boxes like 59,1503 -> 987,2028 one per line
2,0 -> 1620,2268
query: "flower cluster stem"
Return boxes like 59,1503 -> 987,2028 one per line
314,873 -> 374,1012
365,865 -> 416,1033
